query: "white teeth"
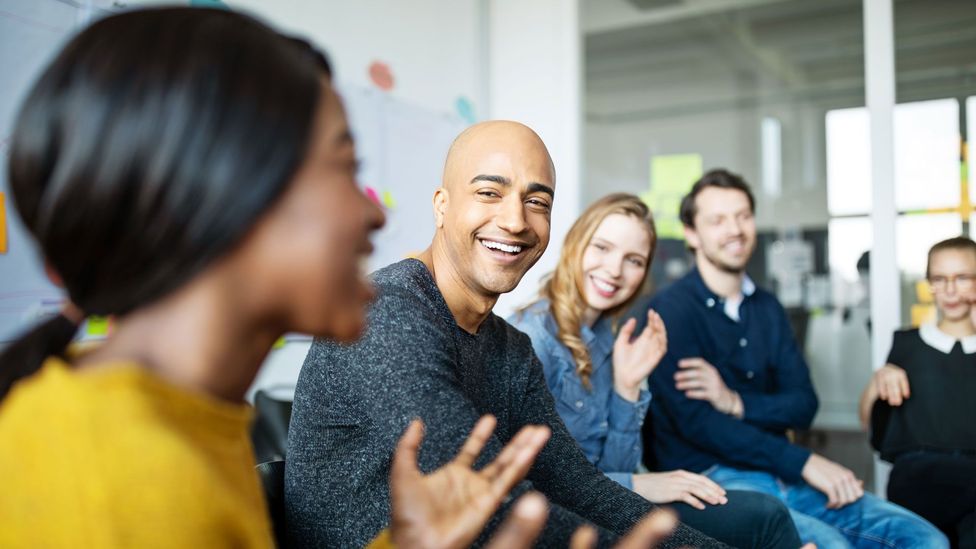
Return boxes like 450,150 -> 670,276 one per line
481,239 -> 522,254
592,278 -> 617,293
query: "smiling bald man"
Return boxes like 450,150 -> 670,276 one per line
284,121 -> 724,547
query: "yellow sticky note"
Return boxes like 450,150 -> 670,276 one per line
86,316 -> 110,336
643,154 -> 703,239
382,190 -> 396,209
273,337 -> 286,349
0,192 -> 7,254
911,304 -> 936,327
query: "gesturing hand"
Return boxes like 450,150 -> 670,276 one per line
570,508 -> 678,549
801,453 -> 864,509
613,309 -> 668,402
389,416 -> 551,549
674,358 -> 741,417
871,363 -> 910,406
632,470 -> 728,510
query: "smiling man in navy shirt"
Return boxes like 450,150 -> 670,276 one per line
634,169 -> 946,548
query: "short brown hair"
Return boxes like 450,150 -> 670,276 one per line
679,169 -> 755,229
927,236 -> 976,278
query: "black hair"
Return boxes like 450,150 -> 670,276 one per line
0,7 -> 331,400
678,168 -> 756,229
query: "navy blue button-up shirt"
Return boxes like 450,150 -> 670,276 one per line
634,268 -> 818,482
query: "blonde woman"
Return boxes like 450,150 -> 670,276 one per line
509,193 -> 802,549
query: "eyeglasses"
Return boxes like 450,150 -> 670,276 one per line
928,273 -> 976,292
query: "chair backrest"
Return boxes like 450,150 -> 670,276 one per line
256,460 -> 287,548
251,390 -> 293,463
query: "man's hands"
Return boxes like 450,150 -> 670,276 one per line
870,364 -> 911,406
389,416 -> 550,549
389,416 -> 680,549
613,309 -> 668,402
674,357 -> 742,417
632,470 -> 728,510
801,453 -> 864,509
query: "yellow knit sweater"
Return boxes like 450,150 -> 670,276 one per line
0,357 -> 276,547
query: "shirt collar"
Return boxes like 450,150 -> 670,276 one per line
690,268 -> 755,320
918,321 -> 976,355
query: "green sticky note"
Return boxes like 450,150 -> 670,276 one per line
382,190 -> 396,209
273,337 -> 286,349
643,154 -> 703,239
87,316 -> 109,336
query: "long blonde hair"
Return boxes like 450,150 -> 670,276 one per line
540,194 -> 656,388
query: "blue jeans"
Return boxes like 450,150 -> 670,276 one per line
705,464 -> 948,548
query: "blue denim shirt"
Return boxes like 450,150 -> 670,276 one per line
508,300 -> 651,489
634,268 -> 818,483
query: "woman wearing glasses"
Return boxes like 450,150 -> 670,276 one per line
861,236 -> 976,548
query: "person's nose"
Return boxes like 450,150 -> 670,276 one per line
495,195 -> 527,235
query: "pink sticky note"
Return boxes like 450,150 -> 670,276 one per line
365,186 -> 382,205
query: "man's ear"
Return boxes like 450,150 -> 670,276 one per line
683,225 -> 701,250
432,187 -> 448,229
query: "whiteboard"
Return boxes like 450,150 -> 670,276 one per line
0,1 -> 465,342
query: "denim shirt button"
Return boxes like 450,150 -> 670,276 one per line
746,370 -> 755,379
706,298 -> 716,308
575,400 -> 584,409
739,337 -> 748,347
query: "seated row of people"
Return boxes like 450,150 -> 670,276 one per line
499,170 -> 955,548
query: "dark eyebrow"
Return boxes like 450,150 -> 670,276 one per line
527,182 -> 554,198
471,174 -> 511,185
470,175 -> 554,199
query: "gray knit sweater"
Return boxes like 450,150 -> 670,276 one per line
285,259 -> 723,548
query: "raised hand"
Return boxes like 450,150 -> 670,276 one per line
632,470 -> 728,510
613,309 -> 668,401
801,453 -> 864,509
871,363 -> 910,406
389,416 -> 551,549
674,357 -> 742,417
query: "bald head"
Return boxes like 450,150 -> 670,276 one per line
426,120 -> 556,305
442,120 -> 555,193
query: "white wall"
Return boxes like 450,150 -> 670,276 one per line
227,0 -> 486,115
488,0 -> 583,318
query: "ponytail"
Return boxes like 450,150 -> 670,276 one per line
0,314 -> 79,401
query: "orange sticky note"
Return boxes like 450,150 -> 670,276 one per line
0,192 -> 7,254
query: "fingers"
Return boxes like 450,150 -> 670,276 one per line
898,373 -> 911,400
484,493 -> 549,549
481,426 -> 551,499
391,419 -> 425,482
678,471 -> 727,505
617,317 -> 637,344
678,357 -> 706,369
616,508 -> 678,549
455,415 -> 498,468
569,525 -> 598,549
681,492 -> 707,510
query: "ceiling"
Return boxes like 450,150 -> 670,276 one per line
584,0 -> 976,122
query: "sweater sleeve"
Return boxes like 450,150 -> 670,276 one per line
515,349 -> 728,549
286,284 -> 626,547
